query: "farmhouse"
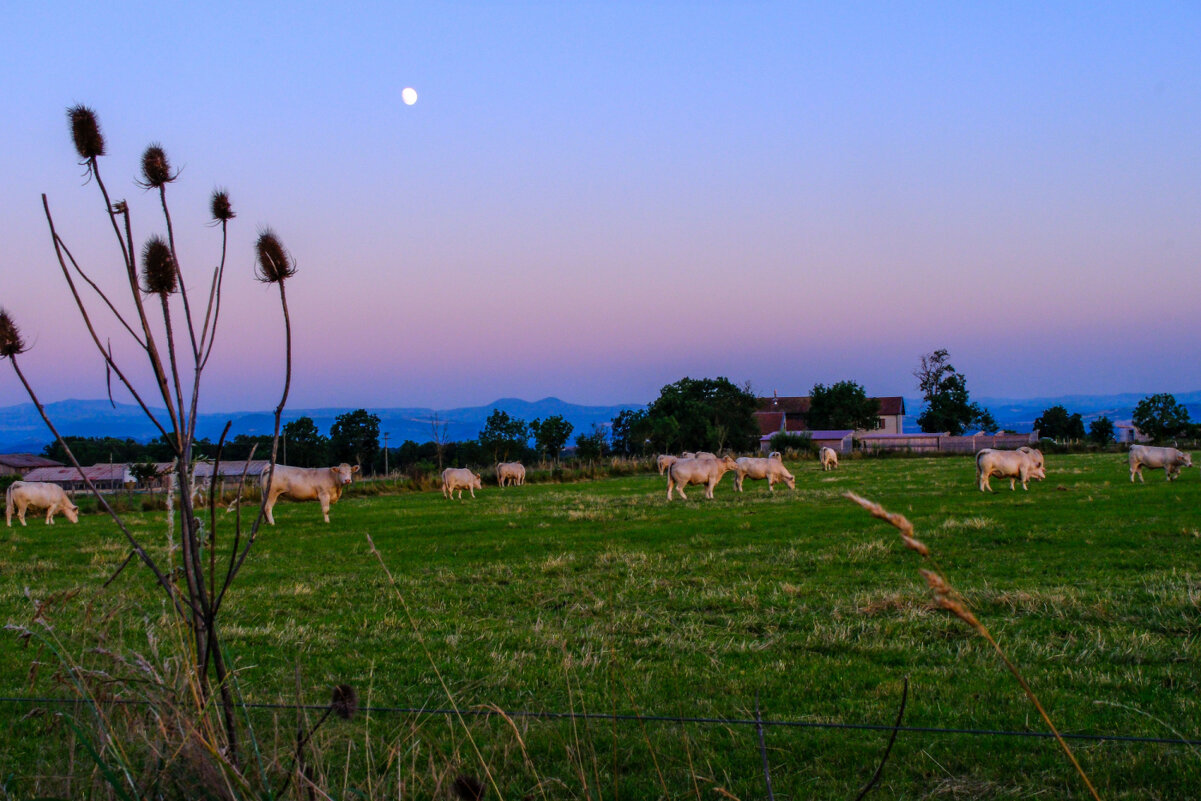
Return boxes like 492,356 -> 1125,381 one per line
755,394 -> 906,453
0,453 -> 64,478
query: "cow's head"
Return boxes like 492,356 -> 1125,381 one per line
719,455 -> 739,470
471,472 -> 483,489
1181,452 -> 1194,469
63,503 -> 80,524
331,464 -> 359,485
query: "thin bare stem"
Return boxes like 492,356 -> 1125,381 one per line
7,356 -> 191,620
853,677 -> 908,801
55,234 -> 144,346
42,196 -> 169,440
157,185 -> 200,360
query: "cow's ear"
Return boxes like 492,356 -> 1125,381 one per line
352,465 -> 360,474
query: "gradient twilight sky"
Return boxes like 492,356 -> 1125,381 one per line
3,3 -> 1200,412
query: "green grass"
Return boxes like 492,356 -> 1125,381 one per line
1,453 -> 1198,798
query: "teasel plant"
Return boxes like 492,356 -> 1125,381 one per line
1,105 -> 300,765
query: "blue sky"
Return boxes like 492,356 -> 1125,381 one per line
3,3 -> 1200,411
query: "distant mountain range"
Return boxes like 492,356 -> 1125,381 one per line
3,391 -> 1201,454
904,391 -> 1201,433
0,397 -> 640,454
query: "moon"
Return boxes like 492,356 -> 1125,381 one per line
402,87 -> 418,106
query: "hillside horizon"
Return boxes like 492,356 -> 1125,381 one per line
3,390 -> 1201,455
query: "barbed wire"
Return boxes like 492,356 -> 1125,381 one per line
2,696 -> 1197,747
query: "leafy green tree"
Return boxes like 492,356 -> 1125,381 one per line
478,409 -> 529,462
609,408 -> 649,456
130,461 -> 163,487
1088,417 -> 1115,445
914,349 -> 996,435
574,424 -> 608,461
330,409 -> 381,470
1034,405 -> 1086,441
806,380 -> 881,431
1132,393 -> 1192,442
282,416 -> 329,467
642,377 -> 758,452
43,436 -> 149,465
530,415 -> 574,462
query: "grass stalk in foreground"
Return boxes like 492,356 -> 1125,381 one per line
845,491 -> 1103,801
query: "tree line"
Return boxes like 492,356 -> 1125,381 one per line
42,356 -> 1196,477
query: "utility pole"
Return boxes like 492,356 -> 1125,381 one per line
383,432 -> 390,476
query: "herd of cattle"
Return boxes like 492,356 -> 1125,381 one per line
3,444 -> 1196,526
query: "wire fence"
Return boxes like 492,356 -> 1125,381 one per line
2,696 -> 1197,748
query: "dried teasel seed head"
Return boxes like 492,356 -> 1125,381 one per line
210,189 -> 234,222
452,774 -> 486,801
140,144 -> 175,188
0,310 -> 28,358
255,229 -> 297,283
330,684 -> 357,720
140,236 -> 178,295
68,105 -> 105,159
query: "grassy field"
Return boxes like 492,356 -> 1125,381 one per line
1,452 -> 1198,799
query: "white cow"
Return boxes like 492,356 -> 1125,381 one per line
733,452 -> 795,492
819,446 -> 839,471
976,447 -> 1046,492
496,462 -> 526,487
6,481 -> 80,526
442,468 -> 482,499
666,455 -> 738,500
656,455 -> 678,475
1128,445 -> 1192,483
260,463 -> 358,524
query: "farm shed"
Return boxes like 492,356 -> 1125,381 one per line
21,463 -> 134,492
0,453 -> 64,478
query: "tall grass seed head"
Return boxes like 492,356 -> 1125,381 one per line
209,189 -> 234,222
0,310 -> 27,358
255,229 -> 296,283
141,236 -> 178,295
140,144 -> 175,188
68,105 -> 105,159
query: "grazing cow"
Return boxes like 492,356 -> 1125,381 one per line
496,462 -> 526,487
976,447 -> 1046,492
733,452 -> 795,492
260,463 -> 359,524
1128,445 -> 1192,483
656,454 -> 679,475
666,455 -> 739,500
442,468 -> 483,499
6,481 -> 80,527
819,446 -> 839,471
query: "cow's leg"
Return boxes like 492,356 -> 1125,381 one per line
469,487 -> 476,498
666,478 -> 675,501
1010,477 -> 1017,491
264,490 -> 283,525
17,502 -> 27,526
46,505 -> 57,524
319,491 -> 332,523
